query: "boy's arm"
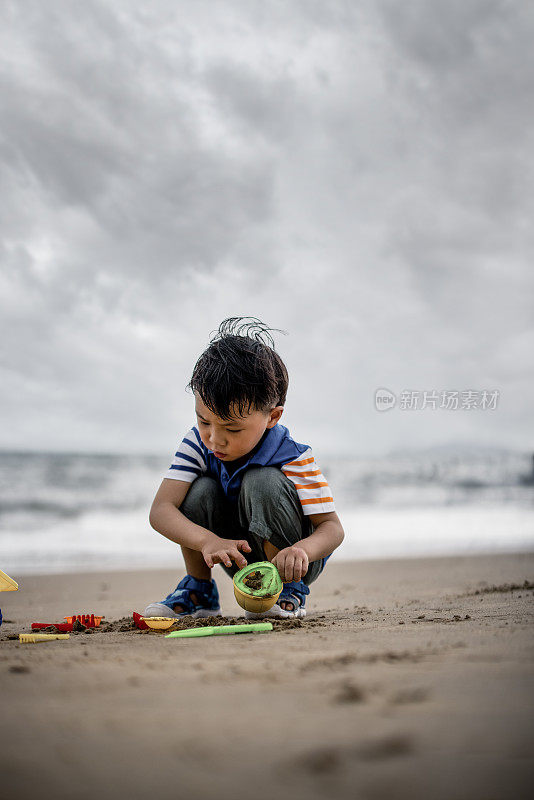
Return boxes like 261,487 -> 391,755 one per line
149,479 -> 217,550
298,510 -> 345,562
149,479 -> 251,569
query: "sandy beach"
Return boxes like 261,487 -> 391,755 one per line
1,552 -> 533,800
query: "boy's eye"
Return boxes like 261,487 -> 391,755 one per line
199,421 -> 242,433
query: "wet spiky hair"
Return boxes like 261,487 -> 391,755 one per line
186,317 -> 289,420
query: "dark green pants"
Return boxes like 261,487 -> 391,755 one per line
179,466 -> 327,586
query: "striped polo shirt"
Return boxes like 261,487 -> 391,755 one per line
165,423 -> 335,516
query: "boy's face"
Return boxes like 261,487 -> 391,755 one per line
194,392 -> 284,462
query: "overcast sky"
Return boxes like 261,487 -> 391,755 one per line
1,0 -> 533,458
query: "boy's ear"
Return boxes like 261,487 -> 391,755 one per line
267,405 -> 284,427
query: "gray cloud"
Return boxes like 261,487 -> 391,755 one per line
0,0 -> 532,456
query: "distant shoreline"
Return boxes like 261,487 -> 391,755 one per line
5,547 -> 534,580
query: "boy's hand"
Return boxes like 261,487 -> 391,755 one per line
201,534 -> 252,570
270,545 -> 309,583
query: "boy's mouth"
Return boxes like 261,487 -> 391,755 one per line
212,450 -> 226,458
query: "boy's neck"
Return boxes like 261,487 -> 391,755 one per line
224,428 -> 271,471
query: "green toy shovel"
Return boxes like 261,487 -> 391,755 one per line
165,622 -> 273,638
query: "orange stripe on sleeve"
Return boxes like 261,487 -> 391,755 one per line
293,481 -> 329,490
301,497 -> 334,505
282,469 -> 322,477
284,457 -> 315,467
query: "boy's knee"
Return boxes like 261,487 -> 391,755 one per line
181,475 -> 219,513
238,467 -> 308,549
240,466 -> 284,500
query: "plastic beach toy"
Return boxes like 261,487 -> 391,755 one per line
0,569 -> 18,592
63,614 -> 102,628
165,622 -> 273,638
32,622 -> 74,632
0,569 -> 19,628
133,612 -> 150,630
142,616 -> 177,631
30,614 -> 103,632
232,561 -> 283,612
19,633 -> 70,643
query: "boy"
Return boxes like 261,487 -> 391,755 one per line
144,317 -> 344,619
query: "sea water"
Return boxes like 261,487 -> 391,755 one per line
0,448 -> 532,575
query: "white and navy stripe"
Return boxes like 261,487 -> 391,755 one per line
165,427 -> 207,482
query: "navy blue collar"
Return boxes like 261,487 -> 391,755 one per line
197,423 -> 308,502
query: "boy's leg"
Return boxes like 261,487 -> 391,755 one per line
172,476 -> 229,612
232,466 -> 327,610
262,540 -> 292,611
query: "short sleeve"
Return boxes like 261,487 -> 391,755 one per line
165,427 -> 207,483
281,447 -> 335,515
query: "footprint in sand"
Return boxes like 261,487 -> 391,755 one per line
290,734 -> 414,775
300,747 -> 343,774
334,681 -> 366,704
390,687 -> 429,705
358,734 -> 414,761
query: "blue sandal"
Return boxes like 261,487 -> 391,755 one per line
245,580 -> 310,619
144,575 -> 221,619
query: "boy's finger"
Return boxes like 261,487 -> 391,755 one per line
232,549 -> 247,568
217,552 -> 232,568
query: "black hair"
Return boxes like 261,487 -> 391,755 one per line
186,317 -> 289,421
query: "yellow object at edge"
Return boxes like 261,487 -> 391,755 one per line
0,569 -> 18,592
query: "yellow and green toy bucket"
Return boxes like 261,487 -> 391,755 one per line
233,561 -> 283,613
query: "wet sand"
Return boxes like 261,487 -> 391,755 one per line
1,552 -> 533,800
